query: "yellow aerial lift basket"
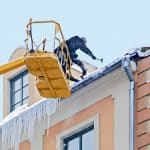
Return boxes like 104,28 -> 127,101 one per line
0,19 -> 71,99
25,50 -> 70,98
25,19 -> 72,98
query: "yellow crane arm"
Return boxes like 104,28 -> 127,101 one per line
0,57 -> 25,74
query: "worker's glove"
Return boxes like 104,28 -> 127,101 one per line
92,55 -> 96,59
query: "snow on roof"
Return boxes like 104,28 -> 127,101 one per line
71,47 -> 150,93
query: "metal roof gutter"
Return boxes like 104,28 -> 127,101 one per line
122,56 -> 135,150
71,59 -> 122,93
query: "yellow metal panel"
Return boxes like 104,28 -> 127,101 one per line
54,89 -> 70,97
0,57 -> 25,74
46,68 -> 63,78
37,88 -> 70,98
24,50 -> 70,98
51,79 -> 66,89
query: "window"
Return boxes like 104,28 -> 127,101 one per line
10,70 -> 29,112
63,125 -> 95,150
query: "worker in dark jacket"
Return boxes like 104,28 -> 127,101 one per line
54,36 -> 97,82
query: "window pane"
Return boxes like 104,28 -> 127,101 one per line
23,73 -> 28,86
68,137 -> 80,150
14,102 -> 22,109
14,91 -> 21,104
23,97 -> 29,104
14,78 -> 21,91
10,70 -> 29,112
23,86 -> 29,99
82,130 -> 95,150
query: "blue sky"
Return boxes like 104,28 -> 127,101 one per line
0,0 -> 150,121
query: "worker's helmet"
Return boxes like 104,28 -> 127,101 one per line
81,37 -> 87,44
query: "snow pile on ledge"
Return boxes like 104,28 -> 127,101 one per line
0,99 -> 58,150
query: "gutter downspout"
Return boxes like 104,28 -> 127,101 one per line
122,56 -> 135,150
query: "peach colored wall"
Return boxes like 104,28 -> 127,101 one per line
136,56 -> 150,150
19,140 -> 31,150
43,96 -> 114,150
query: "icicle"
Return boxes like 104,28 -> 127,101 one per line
0,99 -> 57,150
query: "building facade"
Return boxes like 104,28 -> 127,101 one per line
0,48 -> 150,150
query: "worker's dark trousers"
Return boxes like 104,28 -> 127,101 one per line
62,63 -> 79,82
72,58 -> 87,76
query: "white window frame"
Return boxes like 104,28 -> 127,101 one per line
56,114 -> 100,150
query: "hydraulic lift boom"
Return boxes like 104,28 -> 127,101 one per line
0,57 -> 25,74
